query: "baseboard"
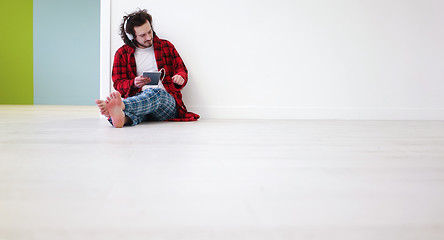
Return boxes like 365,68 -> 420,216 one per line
188,106 -> 444,120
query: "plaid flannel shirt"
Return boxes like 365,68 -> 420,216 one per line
112,35 -> 199,121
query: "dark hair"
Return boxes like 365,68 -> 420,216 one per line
120,9 -> 153,46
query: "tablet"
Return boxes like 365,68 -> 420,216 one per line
142,71 -> 161,85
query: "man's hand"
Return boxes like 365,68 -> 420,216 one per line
134,76 -> 151,88
172,75 -> 185,85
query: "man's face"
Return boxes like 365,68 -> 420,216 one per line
133,21 -> 153,48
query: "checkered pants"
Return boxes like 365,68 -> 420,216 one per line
121,88 -> 177,126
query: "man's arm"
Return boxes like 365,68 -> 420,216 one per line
112,47 -> 140,98
167,41 -> 188,90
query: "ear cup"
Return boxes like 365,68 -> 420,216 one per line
124,17 -> 134,41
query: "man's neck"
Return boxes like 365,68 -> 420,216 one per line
137,45 -> 153,50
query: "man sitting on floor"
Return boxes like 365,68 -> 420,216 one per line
96,9 -> 199,127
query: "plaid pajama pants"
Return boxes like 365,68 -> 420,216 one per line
114,88 -> 177,126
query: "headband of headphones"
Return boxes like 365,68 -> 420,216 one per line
124,17 -> 134,41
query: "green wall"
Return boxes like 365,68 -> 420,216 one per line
0,0 -> 34,104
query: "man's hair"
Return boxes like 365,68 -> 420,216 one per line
120,9 -> 153,46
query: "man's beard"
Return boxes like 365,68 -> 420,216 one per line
136,40 -> 153,48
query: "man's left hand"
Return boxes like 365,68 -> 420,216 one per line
172,75 -> 185,85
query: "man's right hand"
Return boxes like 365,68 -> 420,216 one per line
134,76 -> 151,88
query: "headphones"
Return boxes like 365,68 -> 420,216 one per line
124,17 -> 134,41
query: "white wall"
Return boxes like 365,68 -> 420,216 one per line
108,0 -> 444,119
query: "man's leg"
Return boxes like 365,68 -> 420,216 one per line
122,88 -> 176,125
150,89 -> 177,121
96,89 -> 177,127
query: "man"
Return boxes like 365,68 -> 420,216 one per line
96,9 -> 199,128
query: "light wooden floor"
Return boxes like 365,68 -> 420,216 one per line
1,105 -> 444,240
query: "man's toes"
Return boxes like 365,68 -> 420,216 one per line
110,91 -> 121,99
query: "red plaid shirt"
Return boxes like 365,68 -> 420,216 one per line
112,35 -> 199,121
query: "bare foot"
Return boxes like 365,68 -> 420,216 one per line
95,99 -> 110,117
107,92 -> 126,128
